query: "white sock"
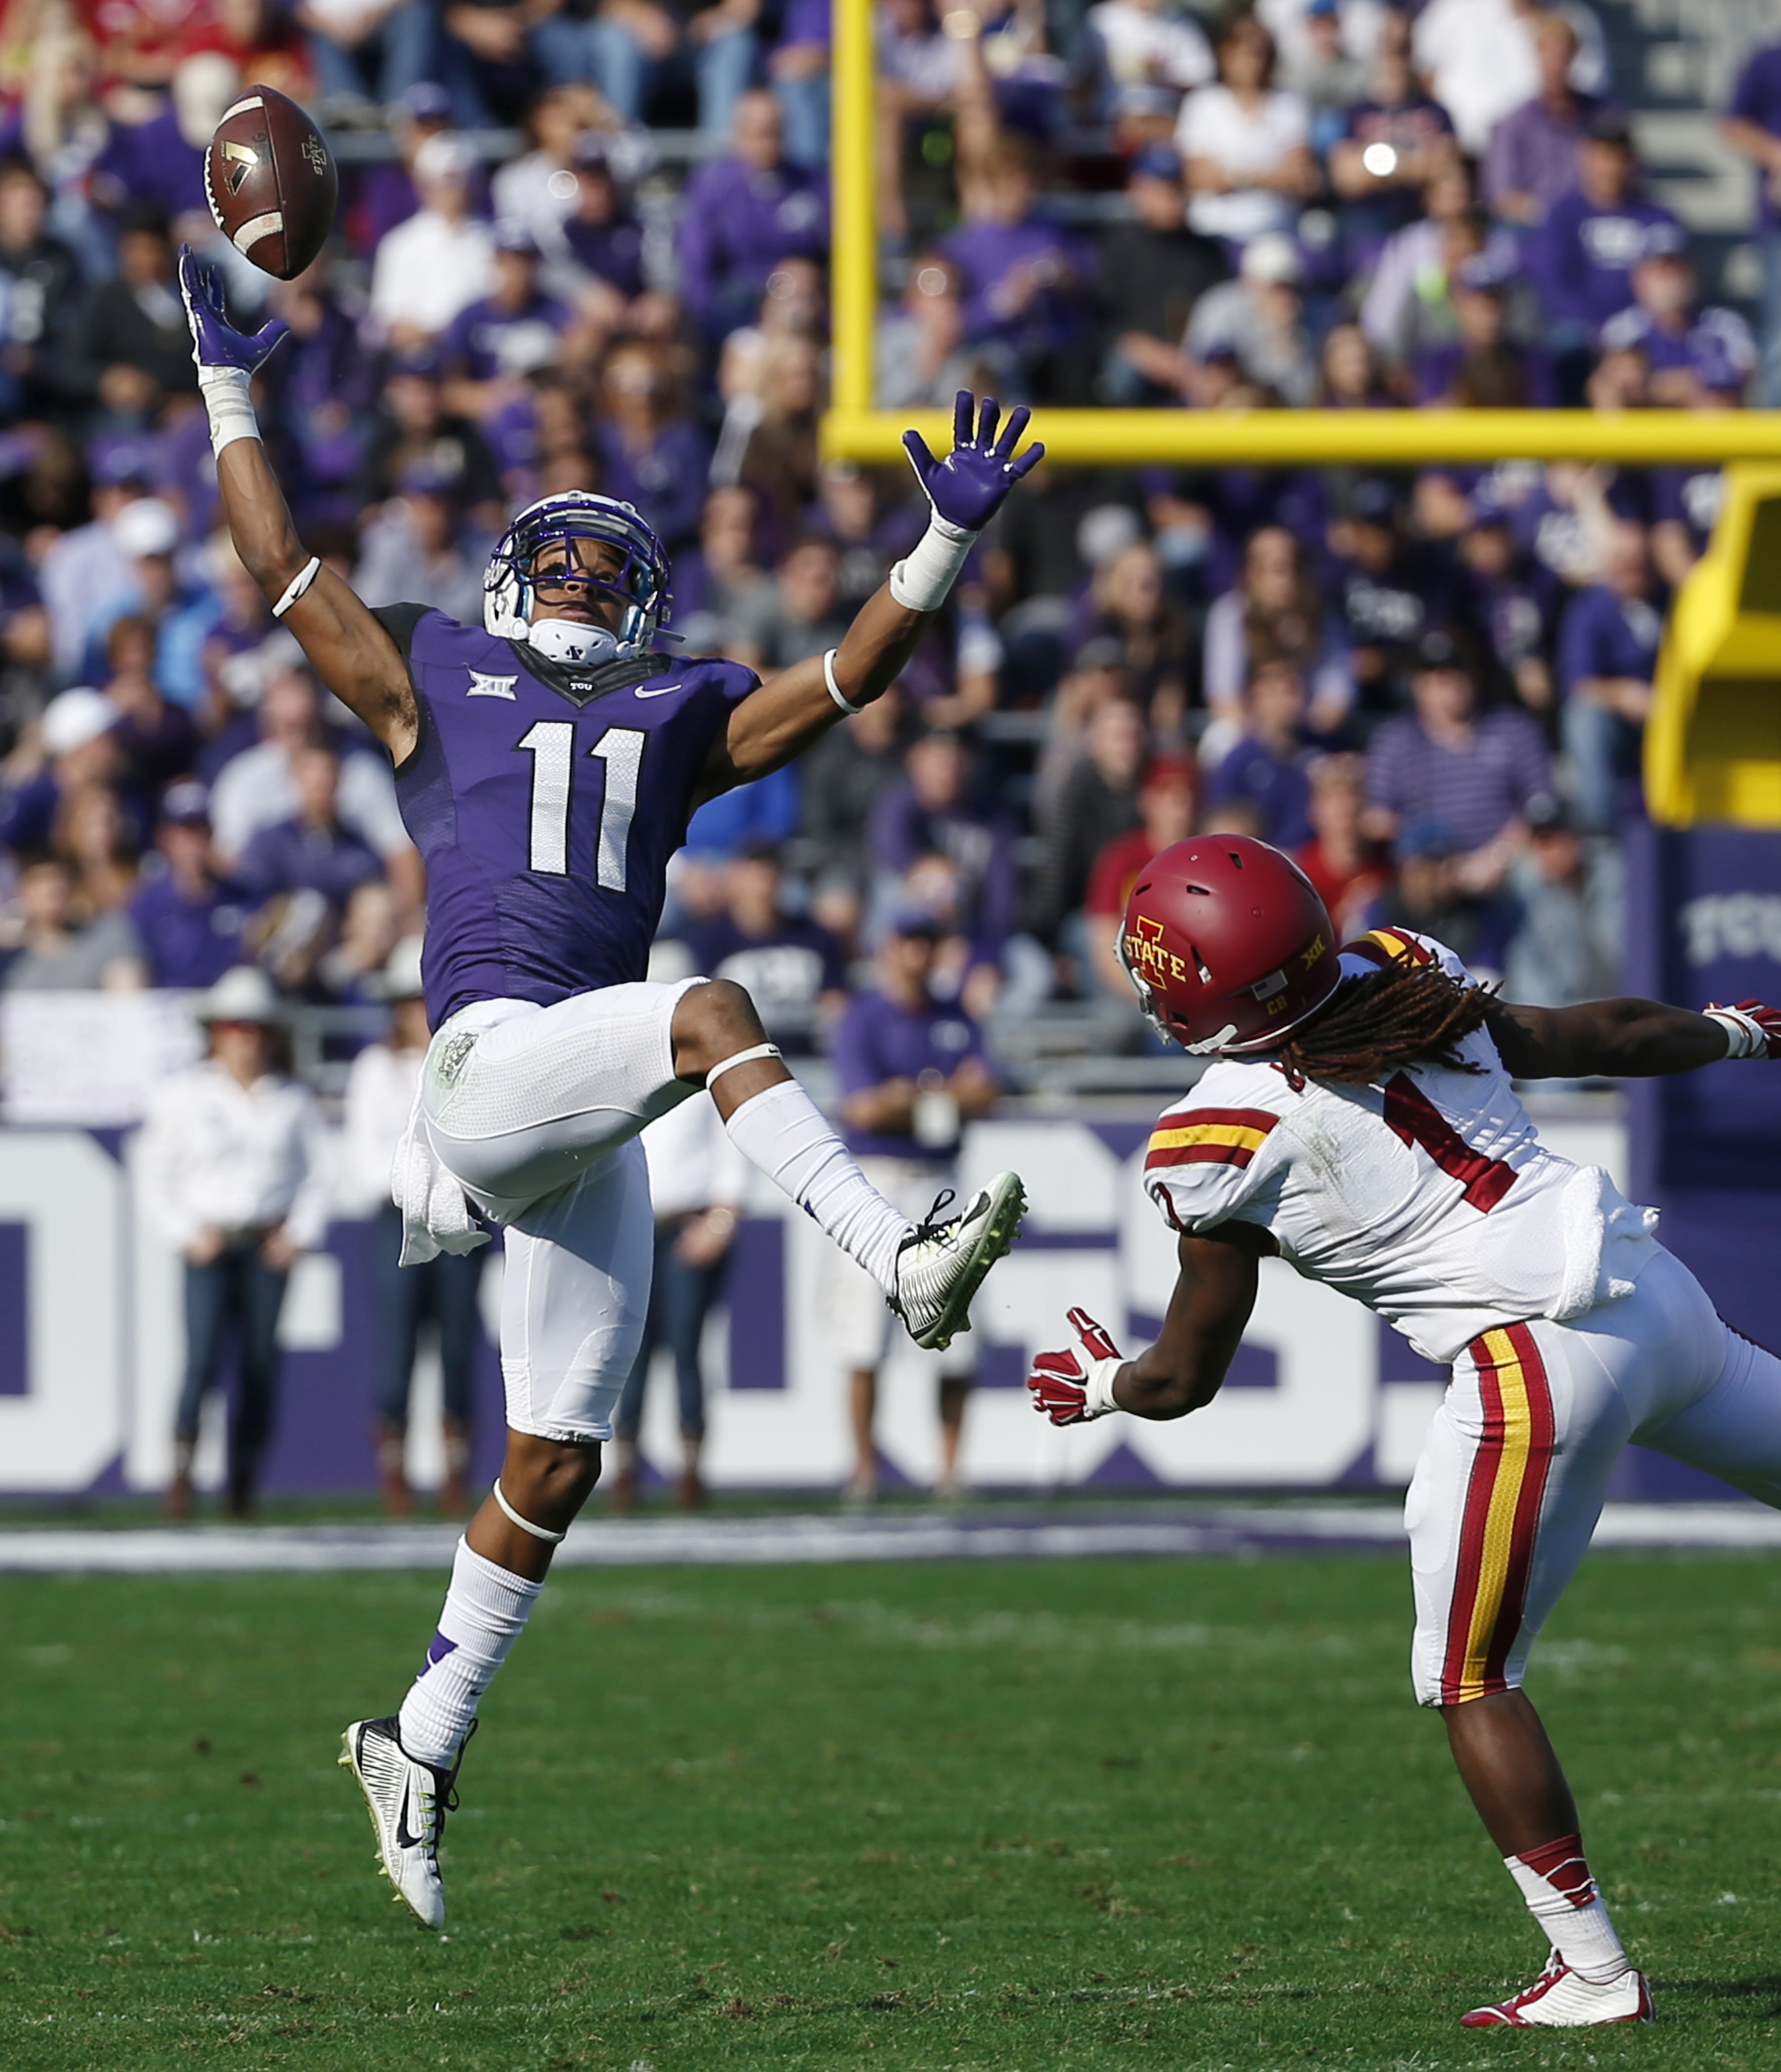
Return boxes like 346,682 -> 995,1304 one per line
722,1079 -> 911,1293
397,1539 -> 542,1767
1504,1833 -> 1630,1984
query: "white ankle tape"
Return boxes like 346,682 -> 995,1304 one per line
491,1477 -> 566,1543
704,1042 -> 782,1092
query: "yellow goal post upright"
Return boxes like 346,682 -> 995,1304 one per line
820,0 -> 1781,824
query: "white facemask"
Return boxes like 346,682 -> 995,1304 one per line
526,617 -> 620,667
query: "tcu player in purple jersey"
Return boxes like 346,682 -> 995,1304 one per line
180,251 -> 1037,1928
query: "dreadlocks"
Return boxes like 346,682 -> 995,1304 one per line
1275,962 -> 1496,1087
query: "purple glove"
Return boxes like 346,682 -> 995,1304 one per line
901,391 -> 1044,533
178,245 -> 288,374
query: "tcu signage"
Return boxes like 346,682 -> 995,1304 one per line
0,1112 -> 1628,1501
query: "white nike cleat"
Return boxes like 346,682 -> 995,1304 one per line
1462,1955 -> 1653,2026
890,1170 -> 1027,1351
338,1715 -> 474,1930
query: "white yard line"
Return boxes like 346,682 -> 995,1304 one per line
0,1503 -> 1776,1573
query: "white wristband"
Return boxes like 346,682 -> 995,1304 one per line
1704,1005 -> 1768,1059
889,513 -> 977,613
199,365 -> 260,458
823,648 -> 862,715
1080,1358 -> 1124,1419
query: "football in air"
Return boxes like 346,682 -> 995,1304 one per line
204,85 -> 338,281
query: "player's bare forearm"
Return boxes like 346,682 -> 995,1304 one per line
1486,998 -> 1731,1080
215,440 -> 417,758
1113,1227 -> 1266,1419
702,584 -> 929,795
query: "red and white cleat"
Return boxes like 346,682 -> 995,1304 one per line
1462,1956 -> 1653,2027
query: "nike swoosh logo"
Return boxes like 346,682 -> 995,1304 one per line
395,1798 -> 423,1851
631,682 -> 681,698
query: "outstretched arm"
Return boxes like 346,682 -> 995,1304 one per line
698,392 -> 1041,798
181,249 -> 418,762
1026,1224 -> 1270,1428
1484,996 -> 1781,1080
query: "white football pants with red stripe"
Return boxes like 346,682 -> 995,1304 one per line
1407,1246 -> 1781,1708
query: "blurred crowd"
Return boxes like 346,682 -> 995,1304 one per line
1,0 -> 1776,1070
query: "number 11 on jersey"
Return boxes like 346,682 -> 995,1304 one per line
517,721 -> 645,893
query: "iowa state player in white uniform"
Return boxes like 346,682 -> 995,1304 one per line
181,256 -> 1037,1927
1026,834 -> 1781,2029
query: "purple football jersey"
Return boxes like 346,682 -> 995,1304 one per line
380,608 -> 758,1027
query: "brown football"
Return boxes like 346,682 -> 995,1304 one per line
204,85 -> 338,281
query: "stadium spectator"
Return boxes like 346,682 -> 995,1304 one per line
1364,627 -> 1554,914
1295,750 -> 1388,939
53,777 -> 140,917
343,937 -> 482,1516
1483,9 -> 1603,228
593,340 -> 710,553
1204,525 -> 1353,747
355,469 -> 490,624
439,220 -> 571,414
609,1088 -> 745,1512
825,907 -> 997,1505
1316,321 -> 1392,409
869,728 -> 1019,953
1358,158 -> 1478,368
1080,538 -> 1194,735
728,533 -> 848,676
1184,232 -> 1317,404
234,743 -> 386,918
1556,521 -> 1661,835
552,135 -> 651,316
0,854 -> 144,990
942,135 -> 1092,403
677,90 -> 830,344
348,80 -> 456,249
1278,0 -> 1367,154
1502,796 -> 1623,1009
1204,656 -> 1313,848
1597,230 -> 1755,408
877,253 -> 1016,414
1328,10 -> 1457,263
1,686 -> 130,857
206,662 -> 419,907
1412,249 -> 1540,408
369,135 -> 496,348
70,208 -> 195,415
141,966 -> 327,1519
1078,0 -> 1213,126
797,682 -> 908,907
1323,477 -> 1454,724
768,0 -> 832,168
357,349 -> 506,514
1083,754 -> 1196,1001
1725,33 -> 1781,408
128,781 -> 250,989
102,615 -> 202,795
684,841 -> 848,1052
298,0 -> 434,113
1525,111 -> 1682,398
1175,13 -> 1316,253
39,451 -> 156,678
1096,144 -> 1226,405
0,157 -> 82,422
1027,693 -> 1146,961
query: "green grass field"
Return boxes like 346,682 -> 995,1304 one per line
3,1553 -> 1781,2071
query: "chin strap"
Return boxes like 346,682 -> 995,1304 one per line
527,618 -> 622,667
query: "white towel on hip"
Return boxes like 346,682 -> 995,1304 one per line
391,1081 -> 490,1266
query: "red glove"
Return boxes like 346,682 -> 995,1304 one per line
1704,1000 -> 1781,1060
1026,1307 -> 1125,1425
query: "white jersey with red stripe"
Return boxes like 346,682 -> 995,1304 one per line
1142,926 -> 1660,1365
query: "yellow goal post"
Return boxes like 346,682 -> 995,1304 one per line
820,0 -> 1781,469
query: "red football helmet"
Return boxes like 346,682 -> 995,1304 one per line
1118,836 -> 1340,1054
